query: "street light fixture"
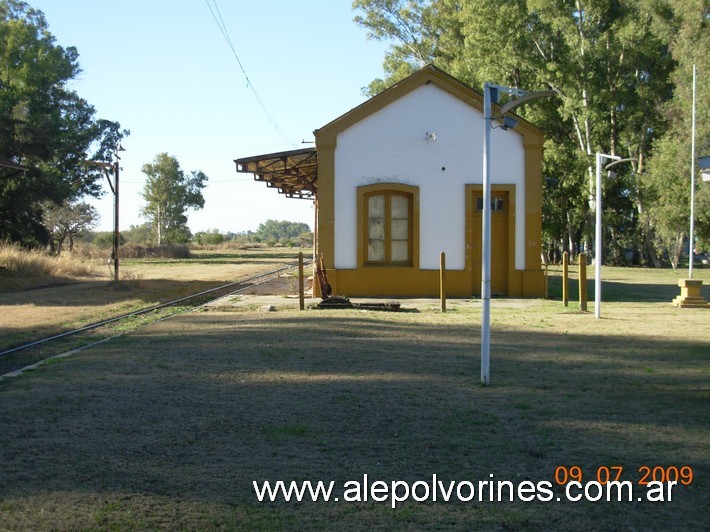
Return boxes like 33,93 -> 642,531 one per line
84,144 -> 125,282
481,83 -> 556,386
593,153 -> 636,319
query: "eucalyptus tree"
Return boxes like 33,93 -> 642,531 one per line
353,0 -> 676,263
141,153 -> 208,245
643,0 -> 709,267
530,0 -> 675,263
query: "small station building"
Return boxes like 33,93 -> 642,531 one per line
236,65 -> 546,298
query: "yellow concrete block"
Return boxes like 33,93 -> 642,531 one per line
672,279 -> 709,308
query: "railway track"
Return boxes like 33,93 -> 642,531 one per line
0,262 -> 309,377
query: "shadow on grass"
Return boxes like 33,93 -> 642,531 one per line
548,275 -> 708,303
0,311 -> 707,529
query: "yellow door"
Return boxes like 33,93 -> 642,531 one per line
472,191 -> 509,295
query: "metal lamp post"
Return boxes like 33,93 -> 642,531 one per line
593,154 -> 636,319
689,64 -> 697,279
481,83 -> 555,385
84,145 -> 125,282
111,154 -> 121,282
671,65 -> 709,308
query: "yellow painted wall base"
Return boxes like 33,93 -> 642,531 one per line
327,268 -> 546,298
672,279 -> 709,308
521,270 -> 546,298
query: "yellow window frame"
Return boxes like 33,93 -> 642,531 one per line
357,183 -> 419,268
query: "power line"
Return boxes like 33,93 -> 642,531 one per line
204,0 -> 297,146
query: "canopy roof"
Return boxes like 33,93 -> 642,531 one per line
235,147 -> 317,200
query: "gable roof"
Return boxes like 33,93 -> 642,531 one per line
314,64 -> 544,148
235,65 -> 546,200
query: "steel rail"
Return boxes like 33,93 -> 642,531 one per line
0,261 -> 309,358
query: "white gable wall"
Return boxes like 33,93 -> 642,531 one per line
333,83 -> 526,271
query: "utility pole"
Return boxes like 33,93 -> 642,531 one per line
480,83 -> 556,385
84,145 -> 124,282
112,158 -> 120,282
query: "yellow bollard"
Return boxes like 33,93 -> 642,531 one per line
440,251 -> 447,313
562,251 -> 569,307
578,252 -> 587,311
298,251 -> 305,311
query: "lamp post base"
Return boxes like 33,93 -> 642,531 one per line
672,279 -> 709,308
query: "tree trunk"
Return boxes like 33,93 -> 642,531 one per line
567,210 -> 576,257
671,232 -> 686,270
633,192 -> 663,267
157,209 -> 163,246
644,231 -> 663,268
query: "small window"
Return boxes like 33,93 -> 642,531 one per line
476,196 -> 505,212
366,191 -> 412,264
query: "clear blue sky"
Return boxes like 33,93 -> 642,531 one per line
37,1 -> 388,233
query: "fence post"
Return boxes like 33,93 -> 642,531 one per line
298,251 -> 305,311
440,251 -> 447,313
562,251 -> 569,307
578,252 -> 587,311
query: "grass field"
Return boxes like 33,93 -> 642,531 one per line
0,266 -> 708,530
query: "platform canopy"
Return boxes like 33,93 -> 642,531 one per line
235,147 -> 317,200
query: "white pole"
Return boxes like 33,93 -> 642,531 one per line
689,64 -> 696,279
481,83 -> 492,385
595,153 -> 602,319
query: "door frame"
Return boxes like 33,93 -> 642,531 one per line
465,184 -> 516,296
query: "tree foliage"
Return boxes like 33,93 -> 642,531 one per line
193,229 -> 225,246
255,219 -> 311,243
0,0 -> 128,245
353,0 -> 707,265
643,0 -> 709,265
193,222 -> 313,248
41,199 -> 99,253
140,153 -> 208,245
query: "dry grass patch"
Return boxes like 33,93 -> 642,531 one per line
0,296 -> 708,529
0,241 -> 99,291
0,248 -> 306,366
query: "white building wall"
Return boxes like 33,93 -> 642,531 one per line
333,83 -> 526,271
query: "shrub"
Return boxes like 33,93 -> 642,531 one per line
71,243 -> 109,261
158,244 -> 191,259
0,241 -> 96,282
194,230 -> 225,246
120,243 -> 191,259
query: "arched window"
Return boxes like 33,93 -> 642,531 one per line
366,191 -> 411,264
359,184 -> 417,266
